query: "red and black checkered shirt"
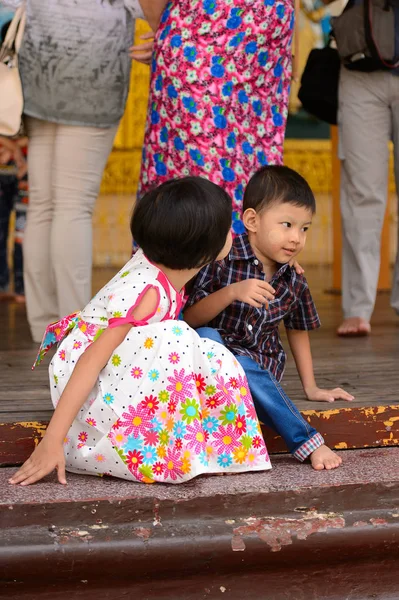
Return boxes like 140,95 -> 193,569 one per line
185,233 -> 321,382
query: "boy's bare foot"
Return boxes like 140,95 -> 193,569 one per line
14,294 -> 26,304
310,445 -> 342,471
337,317 -> 371,337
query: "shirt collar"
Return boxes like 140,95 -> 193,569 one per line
273,262 -> 293,282
228,233 -> 257,261
228,233 -> 293,281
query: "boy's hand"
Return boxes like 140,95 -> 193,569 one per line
231,279 -> 275,308
9,437 -> 67,486
305,385 -> 355,403
130,32 -> 154,64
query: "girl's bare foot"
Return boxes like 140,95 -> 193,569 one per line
310,445 -> 342,470
337,317 -> 371,337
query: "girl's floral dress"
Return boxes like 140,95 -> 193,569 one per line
34,249 -> 271,483
138,0 -> 294,235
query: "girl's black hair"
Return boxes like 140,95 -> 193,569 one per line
131,177 -> 232,270
243,165 -> 316,214
1,20 -> 11,43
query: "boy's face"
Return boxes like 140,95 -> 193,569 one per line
244,201 -> 313,264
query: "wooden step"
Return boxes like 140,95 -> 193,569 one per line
1,448 -> 399,600
2,398 -> 399,467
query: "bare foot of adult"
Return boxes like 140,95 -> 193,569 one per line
0,291 -> 15,302
310,445 -> 342,471
337,317 -> 371,337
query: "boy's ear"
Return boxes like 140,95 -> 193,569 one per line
243,208 -> 257,232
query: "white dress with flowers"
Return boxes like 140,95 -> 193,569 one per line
36,249 -> 271,483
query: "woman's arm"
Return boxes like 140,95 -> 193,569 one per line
0,1 -> 24,8
139,0 -> 169,31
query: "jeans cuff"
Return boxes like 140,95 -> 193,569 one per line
293,432 -> 324,462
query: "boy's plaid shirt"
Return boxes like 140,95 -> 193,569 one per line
186,233 -> 320,382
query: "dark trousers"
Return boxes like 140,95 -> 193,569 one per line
0,173 -> 25,296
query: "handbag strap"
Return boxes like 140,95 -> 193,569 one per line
2,4 -> 26,52
292,0 -> 300,81
364,0 -> 399,69
15,8 -> 26,53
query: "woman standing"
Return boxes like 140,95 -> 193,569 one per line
1,0 -> 144,342
138,0 -> 295,234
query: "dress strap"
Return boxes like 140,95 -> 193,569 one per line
108,285 -> 161,328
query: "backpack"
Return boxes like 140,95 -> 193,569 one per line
298,38 -> 340,125
332,0 -> 399,71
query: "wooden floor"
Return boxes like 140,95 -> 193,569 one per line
1,266 -> 399,464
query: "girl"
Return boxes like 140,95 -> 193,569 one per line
10,177 -> 271,486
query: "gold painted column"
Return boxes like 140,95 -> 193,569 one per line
331,126 -> 391,292
100,20 -> 152,196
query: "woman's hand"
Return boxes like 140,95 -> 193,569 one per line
130,31 -> 154,64
0,143 -> 13,165
288,258 -> 304,275
0,136 -> 27,178
9,436 -> 67,486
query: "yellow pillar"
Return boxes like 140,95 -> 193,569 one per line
331,126 -> 391,292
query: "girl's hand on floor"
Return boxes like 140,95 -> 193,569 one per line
130,32 -> 154,64
8,437 -> 67,486
305,385 -> 355,403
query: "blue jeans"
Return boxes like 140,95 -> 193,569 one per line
0,173 -> 24,296
196,327 -> 324,461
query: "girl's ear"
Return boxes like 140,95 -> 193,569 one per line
243,208 -> 258,233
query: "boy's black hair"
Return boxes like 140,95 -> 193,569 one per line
131,176 -> 232,270
243,165 -> 316,214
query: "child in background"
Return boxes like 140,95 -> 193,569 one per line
185,166 -> 354,471
10,177 -> 271,486
0,136 -> 28,302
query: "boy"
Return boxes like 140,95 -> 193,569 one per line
184,166 -> 354,470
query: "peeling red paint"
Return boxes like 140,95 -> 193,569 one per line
231,536 -> 246,551
153,500 -> 162,526
370,518 -> 388,527
353,521 -> 368,528
232,514 -> 345,552
134,527 -> 152,541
